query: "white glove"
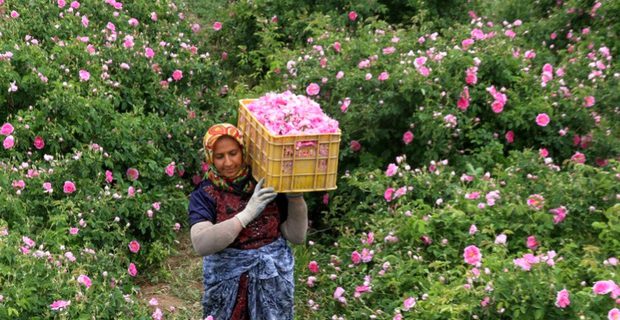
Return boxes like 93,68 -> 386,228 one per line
235,179 -> 277,227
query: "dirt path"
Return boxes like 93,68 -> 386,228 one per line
137,232 -> 204,319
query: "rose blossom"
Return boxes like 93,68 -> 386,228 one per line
77,274 -> 92,289
526,235 -> 539,250
1,123 -> 14,135
50,300 -> 70,311
584,95 -> 596,107
385,163 -> 398,177
33,136 -> 45,149
403,131 -> 414,145
128,240 -> 140,253
348,11 -> 358,21
536,113 -> 550,127
172,70 -> 183,81
350,140 -> 361,152
555,289 -> 570,308
463,245 -> 482,265
126,168 -> 140,181
128,263 -> 138,277
402,297 -> 416,311
63,181 -> 76,194
308,261 -> 319,273
306,83 -> 320,96
593,280 -> 617,295
79,70 -> 90,81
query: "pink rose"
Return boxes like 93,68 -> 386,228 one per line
172,70 -> 183,81
351,251 -> 361,264
458,87 -> 470,111
165,162 -> 175,177
212,21 -> 222,31
461,38 -> 475,49
33,136 -> 45,149
306,83 -> 320,96
348,11 -> 358,21
384,187 -> 395,202
402,131 -> 414,145
126,168 -> 140,181
465,68 -> 478,85
79,69 -> 90,81
1,123 -> 14,135
402,297 -> 416,311
63,181 -> 76,194
490,101 -> 503,113
505,130 -> 514,143
43,182 -> 53,193
584,95 -> 596,107
593,280 -> 616,295
332,42 -> 341,53
571,151 -> 586,164
308,261 -> 319,273
526,235 -> 539,250
527,194 -> 545,210
463,245 -> 482,265
385,163 -> 398,177
145,47 -> 155,59
77,274 -> 91,289
105,170 -> 113,183
524,50 -> 536,59
555,289 -> 570,308
535,113 -> 550,127
12,180 -> 25,190
495,234 -> 507,245
128,262 -> 138,277
3,135 -> 15,149
50,300 -> 70,311
378,71 -> 389,81
128,240 -> 141,253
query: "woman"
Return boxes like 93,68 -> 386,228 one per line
188,123 -> 308,320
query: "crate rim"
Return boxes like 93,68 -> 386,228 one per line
238,98 -> 342,139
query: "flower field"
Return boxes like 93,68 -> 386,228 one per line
1,0 -> 619,319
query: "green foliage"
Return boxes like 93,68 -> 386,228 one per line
1,0 -> 619,318
296,153 -> 620,319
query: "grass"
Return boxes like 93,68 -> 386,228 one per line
137,232 -> 204,319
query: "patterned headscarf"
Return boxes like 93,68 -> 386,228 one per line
203,123 -> 255,194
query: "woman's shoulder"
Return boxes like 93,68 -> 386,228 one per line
190,179 -> 214,197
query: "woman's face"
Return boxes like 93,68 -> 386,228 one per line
212,136 -> 244,179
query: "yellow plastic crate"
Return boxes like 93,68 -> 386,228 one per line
237,99 -> 341,193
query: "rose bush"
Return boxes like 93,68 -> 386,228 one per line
0,0 -> 232,317
295,151 -> 619,319
1,0 -> 619,318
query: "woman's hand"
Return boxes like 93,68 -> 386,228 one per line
235,179 -> 277,227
